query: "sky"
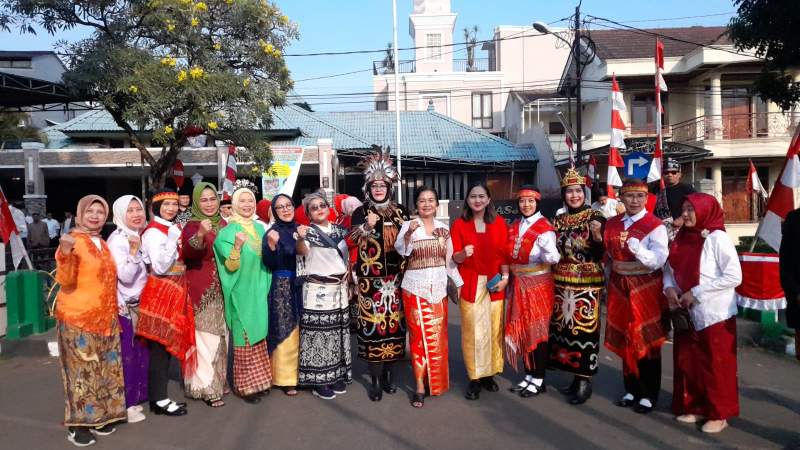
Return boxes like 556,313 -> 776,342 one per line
0,0 -> 740,111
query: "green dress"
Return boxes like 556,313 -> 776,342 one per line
214,221 -> 271,347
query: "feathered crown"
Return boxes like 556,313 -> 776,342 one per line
560,166 -> 586,188
360,147 -> 399,195
233,179 -> 259,195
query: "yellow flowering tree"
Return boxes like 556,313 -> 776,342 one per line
1,0 -> 298,187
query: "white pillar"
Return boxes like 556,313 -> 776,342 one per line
712,160 -> 723,203
317,138 -> 335,203
708,74 -> 723,140
215,141 -> 229,187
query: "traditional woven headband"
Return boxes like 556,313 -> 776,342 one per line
620,184 -> 648,194
152,192 -> 179,203
517,188 -> 541,200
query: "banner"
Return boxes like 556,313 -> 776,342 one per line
262,147 -> 304,199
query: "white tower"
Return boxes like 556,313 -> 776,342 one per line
409,0 -> 457,73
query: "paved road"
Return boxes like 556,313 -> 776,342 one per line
2,309 -> 799,450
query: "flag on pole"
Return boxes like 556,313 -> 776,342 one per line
221,144 -> 237,197
607,74 -> 626,199
746,159 -> 768,199
756,127 -> 800,251
647,39 -> 667,186
586,155 -> 597,188
0,187 -> 31,269
565,134 -> 575,167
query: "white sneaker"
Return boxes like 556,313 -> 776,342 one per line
675,414 -> 701,423
127,406 -> 146,424
132,404 -> 144,413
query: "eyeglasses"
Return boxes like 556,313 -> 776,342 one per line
274,204 -> 294,211
665,171 -> 680,175
308,203 -> 328,212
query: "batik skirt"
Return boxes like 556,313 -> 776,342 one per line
298,280 -> 352,387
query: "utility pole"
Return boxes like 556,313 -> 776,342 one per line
574,4 -> 583,163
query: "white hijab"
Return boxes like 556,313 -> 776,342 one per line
112,195 -> 145,237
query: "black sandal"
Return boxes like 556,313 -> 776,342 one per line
411,392 -> 425,408
204,398 -> 225,408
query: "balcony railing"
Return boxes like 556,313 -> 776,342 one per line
671,112 -> 799,143
372,58 -> 492,75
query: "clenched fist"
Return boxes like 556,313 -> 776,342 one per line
267,230 -> 280,248
408,219 -> 421,233
128,234 -> 141,256
198,219 -> 213,236
234,231 -> 249,249
366,211 -> 380,230
463,244 -> 475,258
589,220 -> 603,241
59,233 -> 76,254
297,225 -> 309,239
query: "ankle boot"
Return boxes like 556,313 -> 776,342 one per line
381,368 -> 397,394
368,376 -> 382,401
559,376 -> 579,396
569,378 -> 593,405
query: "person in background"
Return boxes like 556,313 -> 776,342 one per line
256,198 -> 272,225
451,182 -> 508,401
54,195 -> 125,447
604,178 -> 669,415
27,212 -> 50,249
591,184 -> 625,219
219,194 -> 233,221
108,195 -> 150,425
665,193 -> 742,434
504,185 -> 560,399
779,206 -> 800,362
44,212 -> 61,246
62,211 -> 74,235
663,158 -> 696,226
175,179 -> 194,227
395,186 -> 463,408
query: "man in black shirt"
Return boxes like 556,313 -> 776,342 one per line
663,158 -> 696,226
780,207 -> 800,361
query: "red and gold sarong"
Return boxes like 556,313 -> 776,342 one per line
604,270 -> 667,376
137,275 -> 197,375
402,290 -> 449,396
504,264 -> 555,371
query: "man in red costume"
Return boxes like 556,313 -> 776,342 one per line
603,178 -> 669,414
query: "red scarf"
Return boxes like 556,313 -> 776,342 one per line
668,193 -> 726,292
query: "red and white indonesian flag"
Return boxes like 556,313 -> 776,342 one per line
221,144 -> 237,197
647,39 -> 667,186
586,155 -> 597,188
757,127 -> 800,252
607,74 -> 625,199
746,159 -> 768,199
0,187 -> 29,269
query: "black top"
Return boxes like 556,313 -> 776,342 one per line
664,182 -> 696,219
780,208 -> 800,329
350,203 -> 408,278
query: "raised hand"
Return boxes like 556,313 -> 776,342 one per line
267,229 -> 280,247
198,219 -> 213,236
234,231 -> 249,249
59,233 -> 76,254
128,234 -> 141,256
297,225 -> 309,239
589,220 -> 603,241
463,244 -> 475,258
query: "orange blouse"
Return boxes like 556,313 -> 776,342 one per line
55,232 -> 119,335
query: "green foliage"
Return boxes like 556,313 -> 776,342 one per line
736,235 -> 776,253
0,112 -> 45,145
728,0 -> 800,110
0,0 -> 298,186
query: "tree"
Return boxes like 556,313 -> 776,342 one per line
0,0 -> 298,187
463,25 -> 478,72
0,112 -> 45,148
728,0 -> 800,110
382,42 -> 395,74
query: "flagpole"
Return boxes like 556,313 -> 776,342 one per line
392,0 -> 402,204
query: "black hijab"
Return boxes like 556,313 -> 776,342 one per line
270,193 -> 298,253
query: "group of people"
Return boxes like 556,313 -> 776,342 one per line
52,151 -> 745,447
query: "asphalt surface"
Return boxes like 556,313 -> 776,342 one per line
1,307 -> 799,450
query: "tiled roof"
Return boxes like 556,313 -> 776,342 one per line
590,26 -> 730,60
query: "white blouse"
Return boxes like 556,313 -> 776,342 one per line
142,216 -> 181,276
300,223 -> 348,278
395,218 -> 463,302
107,229 -> 148,313
621,209 -> 669,270
516,213 -> 560,265
663,230 -> 742,331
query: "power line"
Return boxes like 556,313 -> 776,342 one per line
596,11 -> 735,24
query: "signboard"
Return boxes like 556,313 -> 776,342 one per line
262,147 -> 304,199
172,159 -> 185,188
622,151 -> 652,180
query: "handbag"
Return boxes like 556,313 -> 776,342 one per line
671,308 -> 692,335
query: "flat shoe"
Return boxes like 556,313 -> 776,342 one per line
411,393 -> 425,408
701,420 -> 728,434
615,398 -> 636,408
675,414 -> 700,423
509,380 -> 529,393
519,383 -> 545,398
480,377 -> 499,392
634,403 -> 654,414
242,394 -> 261,404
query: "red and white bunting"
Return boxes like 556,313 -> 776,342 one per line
607,74 -> 626,199
221,144 -> 237,197
647,39 -> 667,186
756,127 -> 800,251
746,159 -> 768,199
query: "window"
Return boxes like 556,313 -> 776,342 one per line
426,33 -> 442,60
375,100 -> 388,111
630,93 -> 668,134
472,92 -> 492,129
0,58 -> 32,68
548,121 -> 565,135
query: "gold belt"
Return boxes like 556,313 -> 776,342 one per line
511,263 -> 551,276
611,260 -> 652,276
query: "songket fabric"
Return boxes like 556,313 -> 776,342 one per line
603,214 -> 668,376
298,281 -> 353,386
672,317 -> 739,420
402,291 -> 449,396
549,207 -> 606,376
451,217 -> 507,380
349,204 -> 408,362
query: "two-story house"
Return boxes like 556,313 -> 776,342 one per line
552,25 -> 799,242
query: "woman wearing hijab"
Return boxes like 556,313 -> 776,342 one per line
296,190 -> 352,401
664,193 -> 742,434
549,168 -> 606,405
137,189 -> 193,417
108,195 -> 149,424
504,185 -> 560,398
262,194 -> 302,396
182,182 -> 228,407
55,195 -> 125,447
213,185 -> 273,403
